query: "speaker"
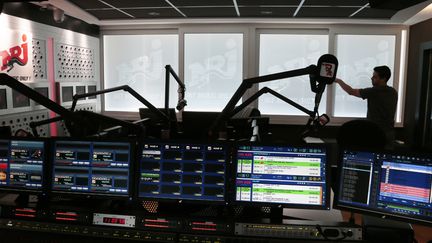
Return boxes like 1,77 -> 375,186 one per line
369,0 -> 427,10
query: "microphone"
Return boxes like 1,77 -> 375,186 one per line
316,54 -> 338,84
176,99 -> 187,111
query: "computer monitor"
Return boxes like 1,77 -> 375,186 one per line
0,139 -> 46,192
234,144 -> 329,209
51,139 -> 134,197
335,149 -> 432,224
138,141 -> 228,203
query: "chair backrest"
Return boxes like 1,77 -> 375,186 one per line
182,111 -> 221,139
337,119 -> 387,149
139,108 -> 178,138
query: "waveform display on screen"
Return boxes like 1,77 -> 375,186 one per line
235,145 -> 327,207
337,150 -> 432,224
52,140 -> 131,196
139,142 -> 227,202
0,139 -> 45,190
380,162 -> 431,203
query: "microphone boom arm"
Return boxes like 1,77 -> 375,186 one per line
71,85 -> 169,122
165,65 -> 186,115
230,87 -> 315,118
209,64 -> 317,134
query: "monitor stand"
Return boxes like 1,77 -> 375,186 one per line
233,206 -> 284,224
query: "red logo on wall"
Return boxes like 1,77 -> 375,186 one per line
0,34 -> 29,72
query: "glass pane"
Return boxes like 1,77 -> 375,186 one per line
259,34 -> 329,116
334,35 -> 396,117
103,35 -> 179,112
184,33 -> 243,111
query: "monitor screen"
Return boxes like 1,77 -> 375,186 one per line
12,90 -> 30,108
62,86 -> 73,102
138,141 -> 227,202
0,139 -> 45,191
34,87 -> 49,98
76,86 -> 86,95
234,145 -> 329,209
0,89 -> 6,109
87,85 -> 96,99
52,140 -> 132,196
336,150 -> 432,224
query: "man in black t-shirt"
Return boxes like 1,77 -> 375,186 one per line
335,65 -> 398,147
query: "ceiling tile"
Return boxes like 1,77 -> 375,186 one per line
296,7 -> 358,18
240,7 -> 297,17
69,0 -> 108,9
179,7 -> 237,17
304,0 -> 369,6
169,0 -> 234,7
87,9 -> 134,19
237,0 -> 300,5
103,0 -> 169,8
126,8 -> 183,18
354,8 -> 397,18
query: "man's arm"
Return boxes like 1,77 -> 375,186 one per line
335,78 -> 361,98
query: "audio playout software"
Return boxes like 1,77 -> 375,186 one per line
338,150 -> 432,221
235,145 -> 327,207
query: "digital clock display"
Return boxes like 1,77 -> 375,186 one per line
93,213 -> 136,228
103,217 -> 126,225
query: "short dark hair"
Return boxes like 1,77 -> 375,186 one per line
373,66 -> 391,82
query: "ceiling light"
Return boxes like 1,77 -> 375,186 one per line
260,10 -> 273,15
148,12 -> 160,16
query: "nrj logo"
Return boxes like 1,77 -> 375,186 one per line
0,34 -> 29,72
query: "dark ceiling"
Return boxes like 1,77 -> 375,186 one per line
67,0 -> 406,20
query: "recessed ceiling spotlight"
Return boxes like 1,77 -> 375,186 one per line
260,10 -> 273,15
148,12 -> 160,16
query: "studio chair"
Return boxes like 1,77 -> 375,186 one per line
333,119 -> 387,190
337,119 -> 387,150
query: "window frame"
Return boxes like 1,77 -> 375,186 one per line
180,25 -> 249,112
101,28 -> 179,121
328,25 -> 406,127
255,28 -> 330,124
